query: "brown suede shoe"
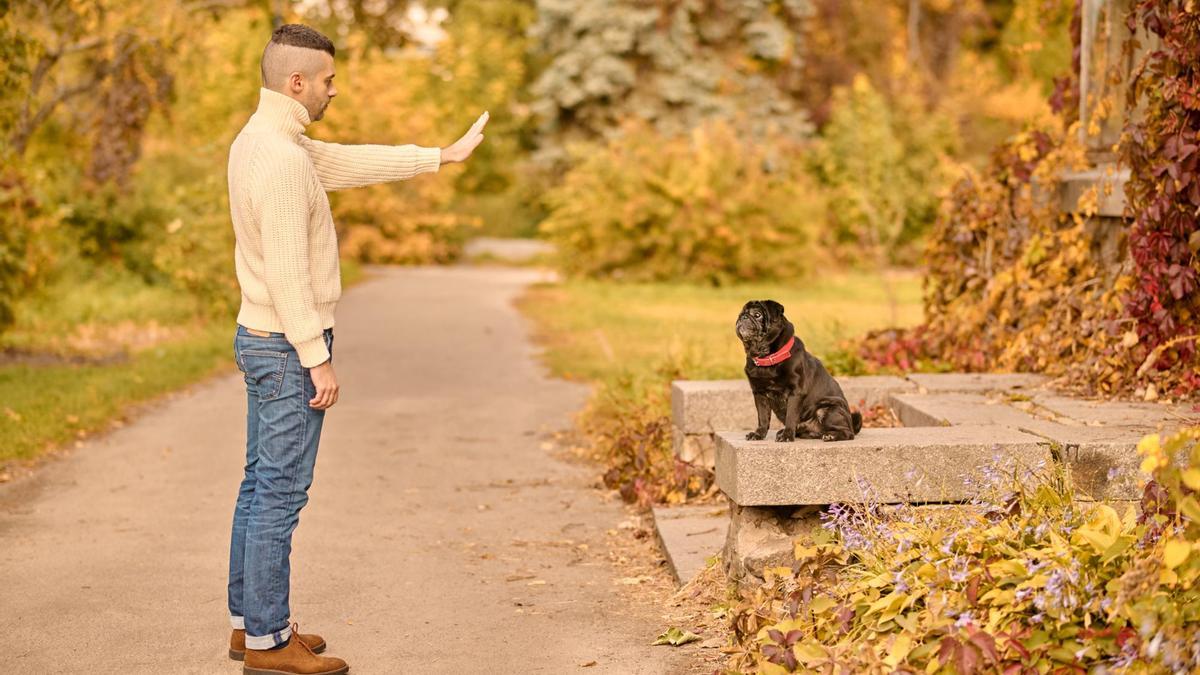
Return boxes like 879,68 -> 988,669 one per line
242,624 -> 347,675
230,627 -> 327,661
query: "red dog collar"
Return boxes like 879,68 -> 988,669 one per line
753,335 -> 795,366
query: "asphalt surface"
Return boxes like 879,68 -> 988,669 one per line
0,266 -> 691,674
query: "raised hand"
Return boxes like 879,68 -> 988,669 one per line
440,111 -> 489,164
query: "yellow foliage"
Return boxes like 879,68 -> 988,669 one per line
541,118 -> 824,284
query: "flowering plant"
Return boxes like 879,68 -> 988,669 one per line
727,427 -> 1200,673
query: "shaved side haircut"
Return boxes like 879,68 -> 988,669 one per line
260,24 -> 336,90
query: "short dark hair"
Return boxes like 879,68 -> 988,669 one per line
269,24 -> 335,57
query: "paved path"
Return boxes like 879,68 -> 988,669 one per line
0,267 -> 691,674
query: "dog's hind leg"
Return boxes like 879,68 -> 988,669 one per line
796,418 -> 824,439
816,405 -> 856,441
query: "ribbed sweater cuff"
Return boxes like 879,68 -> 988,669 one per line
295,336 -> 330,369
415,146 -> 442,174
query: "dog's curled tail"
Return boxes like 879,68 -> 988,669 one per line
851,411 -> 863,434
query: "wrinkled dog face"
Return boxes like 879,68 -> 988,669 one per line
735,300 -> 785,354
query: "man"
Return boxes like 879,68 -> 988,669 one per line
226,23 -> 486,675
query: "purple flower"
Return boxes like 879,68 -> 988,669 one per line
954,611 -> 974,629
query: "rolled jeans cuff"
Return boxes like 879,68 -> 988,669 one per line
245,624 -> 292,650
230,615 -> 245,630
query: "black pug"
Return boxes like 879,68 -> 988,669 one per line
735,300 -> 863,442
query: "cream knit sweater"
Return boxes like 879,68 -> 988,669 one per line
228,87 -> 442,367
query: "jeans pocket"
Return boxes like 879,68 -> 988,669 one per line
240,349 -> 289,401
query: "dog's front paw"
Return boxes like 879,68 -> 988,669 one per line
746,430 -> 766,441
821,433 -> 837,442
775,428 -> 795,442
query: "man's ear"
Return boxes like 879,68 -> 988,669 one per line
764,300 -> 785,318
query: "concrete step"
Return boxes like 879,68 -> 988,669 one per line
889,392 -> 1187,500
671,375 -> 919,467
672,376 -> 916,436
649,504 -> 727,587
714,427 -> 1053,506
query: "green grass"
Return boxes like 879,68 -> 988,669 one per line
0,324 -> 233,463
0,257 -> 368,467
0,263 -> 211,355
517,271 -> 924,385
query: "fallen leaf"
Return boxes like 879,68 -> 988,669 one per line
617,575 -> 652,585
579,660 -> 597,667
652,627 -> 702,646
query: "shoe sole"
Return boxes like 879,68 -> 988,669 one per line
229,641 -> 327,661
243,665 -> 346,675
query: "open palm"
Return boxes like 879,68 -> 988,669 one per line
442,111 -> 489,163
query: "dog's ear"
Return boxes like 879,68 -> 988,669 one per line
764,300 -> 785,318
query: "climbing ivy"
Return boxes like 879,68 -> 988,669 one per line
858,0 -> 1200,399
1119,0 -> 1200,395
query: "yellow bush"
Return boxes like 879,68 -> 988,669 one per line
540,119 -> 824,284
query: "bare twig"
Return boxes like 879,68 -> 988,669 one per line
1136,333 -> 1200,377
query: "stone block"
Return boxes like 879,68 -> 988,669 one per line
889,393 -> 1044,428
671,376 -> 915,434
672,380 -> 753,434
651,504 -> 727,586
1027,393 -> 1194,429
722,503 -> 822,583
906,373 -> 1049,394
715,427 -> 1052,506
839,376 -> 918,409
887,392 -> 1191,500
672,425 -> 715,469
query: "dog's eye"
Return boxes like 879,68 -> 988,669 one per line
751,310 -> 761,317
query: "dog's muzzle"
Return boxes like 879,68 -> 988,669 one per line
735,316 -> 758,340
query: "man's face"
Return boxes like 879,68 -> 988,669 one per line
302,52 -> 337,122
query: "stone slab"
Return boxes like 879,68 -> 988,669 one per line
715,427 -> 1053,506
906,373 -> 1049,394
671,376 -> 915,434
1025,393 -> 1197,429
650,504 -> 728,586
887,392 -> 1192,500
890,393 -> 1047,428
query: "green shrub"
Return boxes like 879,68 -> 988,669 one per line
0,169 -> 55,332
540,119 -> 825,284
139,152 -> 240,318
809,75 -> 958,265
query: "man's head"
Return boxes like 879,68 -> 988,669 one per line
260,24 -> 338,122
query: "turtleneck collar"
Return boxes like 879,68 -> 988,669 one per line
247,87 -> 312,138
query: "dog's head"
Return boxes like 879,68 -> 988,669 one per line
735,300 -> 786,354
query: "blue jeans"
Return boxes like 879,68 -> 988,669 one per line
228,324 -> 333,649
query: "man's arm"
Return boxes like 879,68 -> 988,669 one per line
297,110 -> 489,191
296,135 -> 442,191
255,152 -> 330,368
